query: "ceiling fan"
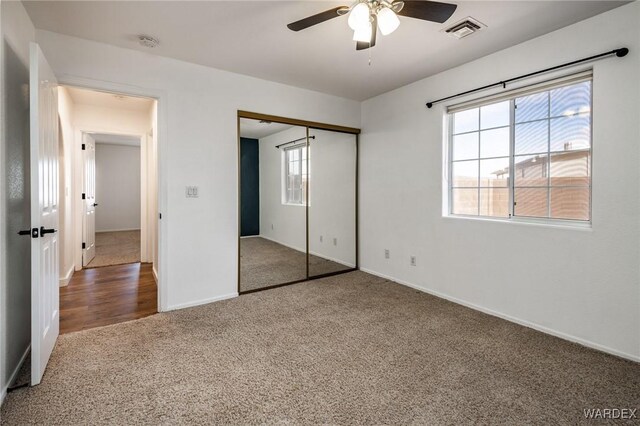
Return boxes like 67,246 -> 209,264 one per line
287,1 -> 458,50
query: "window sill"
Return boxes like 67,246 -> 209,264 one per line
282,203 -> 307,207
442,214 -> 592,231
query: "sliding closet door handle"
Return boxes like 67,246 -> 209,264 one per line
40,227 -> 57,236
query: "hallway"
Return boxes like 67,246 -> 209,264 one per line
60,263 -> 157,334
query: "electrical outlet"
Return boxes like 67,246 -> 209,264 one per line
185,186 -> 199,198
384,249 -> 390,259
410,256 -> 417,266
320,235 -> 323,243
333,238 -> 337,246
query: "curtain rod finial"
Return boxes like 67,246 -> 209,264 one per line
426,102 -> 433,109
616,47 -> 629,58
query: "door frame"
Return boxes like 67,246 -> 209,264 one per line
59,75 -> 168,312
236,110 -> 361,295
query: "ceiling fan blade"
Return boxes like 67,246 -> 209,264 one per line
397,1 -> 457,23
356,16 -> 377,51
287,6 -> 348,31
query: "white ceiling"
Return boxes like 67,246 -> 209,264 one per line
26,1 -> 627,101
92,133 -> 141,146
240,118 -> 294,139
65,86 -> 155,112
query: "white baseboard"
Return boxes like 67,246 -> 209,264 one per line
96,228 -> 141,233
359,267 -> 640,363
152,265 -> 158,283
258,235 -> 355,268
240,235 -> 260,239
308,251 -> 356,269
259,234 -> 306,254
1,345 -> 30,407
59,264 -> 75,287
166,292 -> 238,311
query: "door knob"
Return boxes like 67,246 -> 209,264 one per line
18,229 -> 31,236
40,227 -> 57,235
93,203 -> 99,207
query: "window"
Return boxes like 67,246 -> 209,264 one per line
283,145 -> 308,205
448,78 -> 591,222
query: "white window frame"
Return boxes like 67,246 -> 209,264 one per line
445,71 -> 593,227
282,144 -> 308,206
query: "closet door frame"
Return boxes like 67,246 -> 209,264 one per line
237,111 -> 360,295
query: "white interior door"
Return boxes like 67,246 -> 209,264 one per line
30,42 -> 59,386
82,134 -> 96,266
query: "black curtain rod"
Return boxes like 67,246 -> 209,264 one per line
426,47 -> 629,109
275,135 -> 315,149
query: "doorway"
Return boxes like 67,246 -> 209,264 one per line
82,133 -> 143,268
57,85 -> 159,333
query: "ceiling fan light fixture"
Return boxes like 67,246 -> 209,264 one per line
348,2 -> 370,30
353,22 -> 372,42
377,7 -> 400,36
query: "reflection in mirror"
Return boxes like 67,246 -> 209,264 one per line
239,118 -> 307,292
308,129 -> 357,277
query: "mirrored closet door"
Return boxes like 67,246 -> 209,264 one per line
239,118 -> 308,292
238,113 -> 358,294
308,129 -> 357,278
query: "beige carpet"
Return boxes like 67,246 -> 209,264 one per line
87,230 -> 141,268
2,271 -> 638,425
240,237 -> 351,292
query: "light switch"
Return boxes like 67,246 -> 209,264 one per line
185,186 -> 199,198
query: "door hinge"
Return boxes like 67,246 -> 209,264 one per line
82,242 -> 86,249
159,213 -> 162,219
82,193 -> 86,200
82,143 -> 86,150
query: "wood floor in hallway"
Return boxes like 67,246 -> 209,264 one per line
60,262 -> 157,334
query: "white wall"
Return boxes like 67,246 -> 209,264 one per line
36,29 -> 361,310
0,0 -> 34,403
308,129 -> 356,267
74,103 -> 150,136
258,127 -> 357,269
95,143 -> 141,232
360,2 -> 640,360
259,126 -> 307,252
147,101 -> 159,274
57,86 -> 75,285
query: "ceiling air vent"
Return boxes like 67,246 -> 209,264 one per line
445,17 -> 484,39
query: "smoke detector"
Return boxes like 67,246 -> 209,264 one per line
444,17 -> 485,39
138,35 -> 159,48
